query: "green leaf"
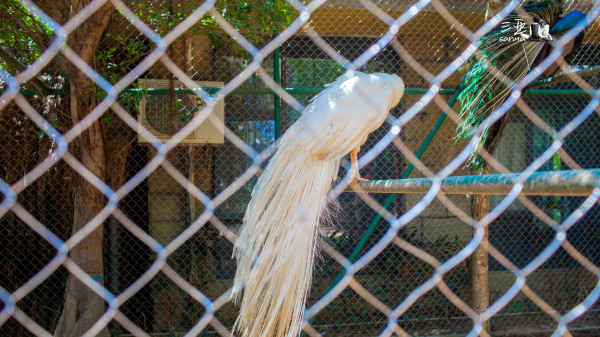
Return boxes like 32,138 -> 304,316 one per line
552,153 -> 562,171
100,114 -> 113,126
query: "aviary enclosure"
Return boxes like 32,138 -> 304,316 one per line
1,0 -> 600,336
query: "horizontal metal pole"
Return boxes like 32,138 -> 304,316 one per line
529,65 -> 600,89
4,87 -> 594,97
6,87 -> 456,95
524,89 -> 595,96
346,169 -> 600,196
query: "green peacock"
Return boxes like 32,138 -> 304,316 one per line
456,0 -> 588,171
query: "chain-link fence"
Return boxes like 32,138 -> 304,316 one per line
1,0 -> 600,336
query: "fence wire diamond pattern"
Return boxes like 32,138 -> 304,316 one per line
1,0 -> 600,336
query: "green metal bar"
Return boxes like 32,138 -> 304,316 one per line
529,65 -> 600,89
524,89 -> 595,96
324,88 -> 462,294
7,88 -> 70,96
345,168 -> 600,196
405,88 -> 456,95
274,43 -> 281,139
3,87 -> 595,96
1,87 -> 457,96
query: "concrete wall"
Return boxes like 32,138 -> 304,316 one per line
147,146 -> 216,331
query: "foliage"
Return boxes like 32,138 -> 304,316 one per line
131,0 -> 294,53
0,0 -> 295,131
94,0 -> 295,120
93,33 -> 151,124
0,0 -> 295,87
0,0 -> 53,70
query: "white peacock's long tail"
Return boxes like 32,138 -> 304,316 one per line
232,72 -> 405,337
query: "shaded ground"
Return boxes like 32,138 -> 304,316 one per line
311,312 -> 600,336
494,330 -> 600,337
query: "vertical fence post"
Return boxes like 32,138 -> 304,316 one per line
273,31 -> 282,139
473,165 -> 491,334
108,216 -> 120,295
472,3 -> 500,333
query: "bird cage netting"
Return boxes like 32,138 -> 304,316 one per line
1,0 -> 600,336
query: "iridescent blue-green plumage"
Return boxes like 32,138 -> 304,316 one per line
456,0 -> 587,171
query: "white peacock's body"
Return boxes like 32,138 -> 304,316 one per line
232,72 -> 404,337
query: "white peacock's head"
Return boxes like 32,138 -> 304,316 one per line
374,73 -> 405,109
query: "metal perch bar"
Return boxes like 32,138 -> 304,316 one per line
529,65 -> 600,89
346,169 -> 600,196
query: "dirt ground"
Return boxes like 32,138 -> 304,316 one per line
312,318 -> 600,337
492,328 -> 600,337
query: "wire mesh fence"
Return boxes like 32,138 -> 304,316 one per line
1,0 -> 600,336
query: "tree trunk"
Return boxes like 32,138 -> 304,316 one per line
54,2 -> 114,337
486,0 -> 505,20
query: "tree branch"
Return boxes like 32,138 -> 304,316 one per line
0,47 -> 54,94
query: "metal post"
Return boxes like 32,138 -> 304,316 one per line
108,216 -> 120,295
274,32 -> 282,139
477,3 -> 497,330
473,165 -> 491,334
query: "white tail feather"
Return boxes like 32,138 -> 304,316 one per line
232,145 -> 338,337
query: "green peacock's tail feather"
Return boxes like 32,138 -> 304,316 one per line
456,0 -> 563,172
